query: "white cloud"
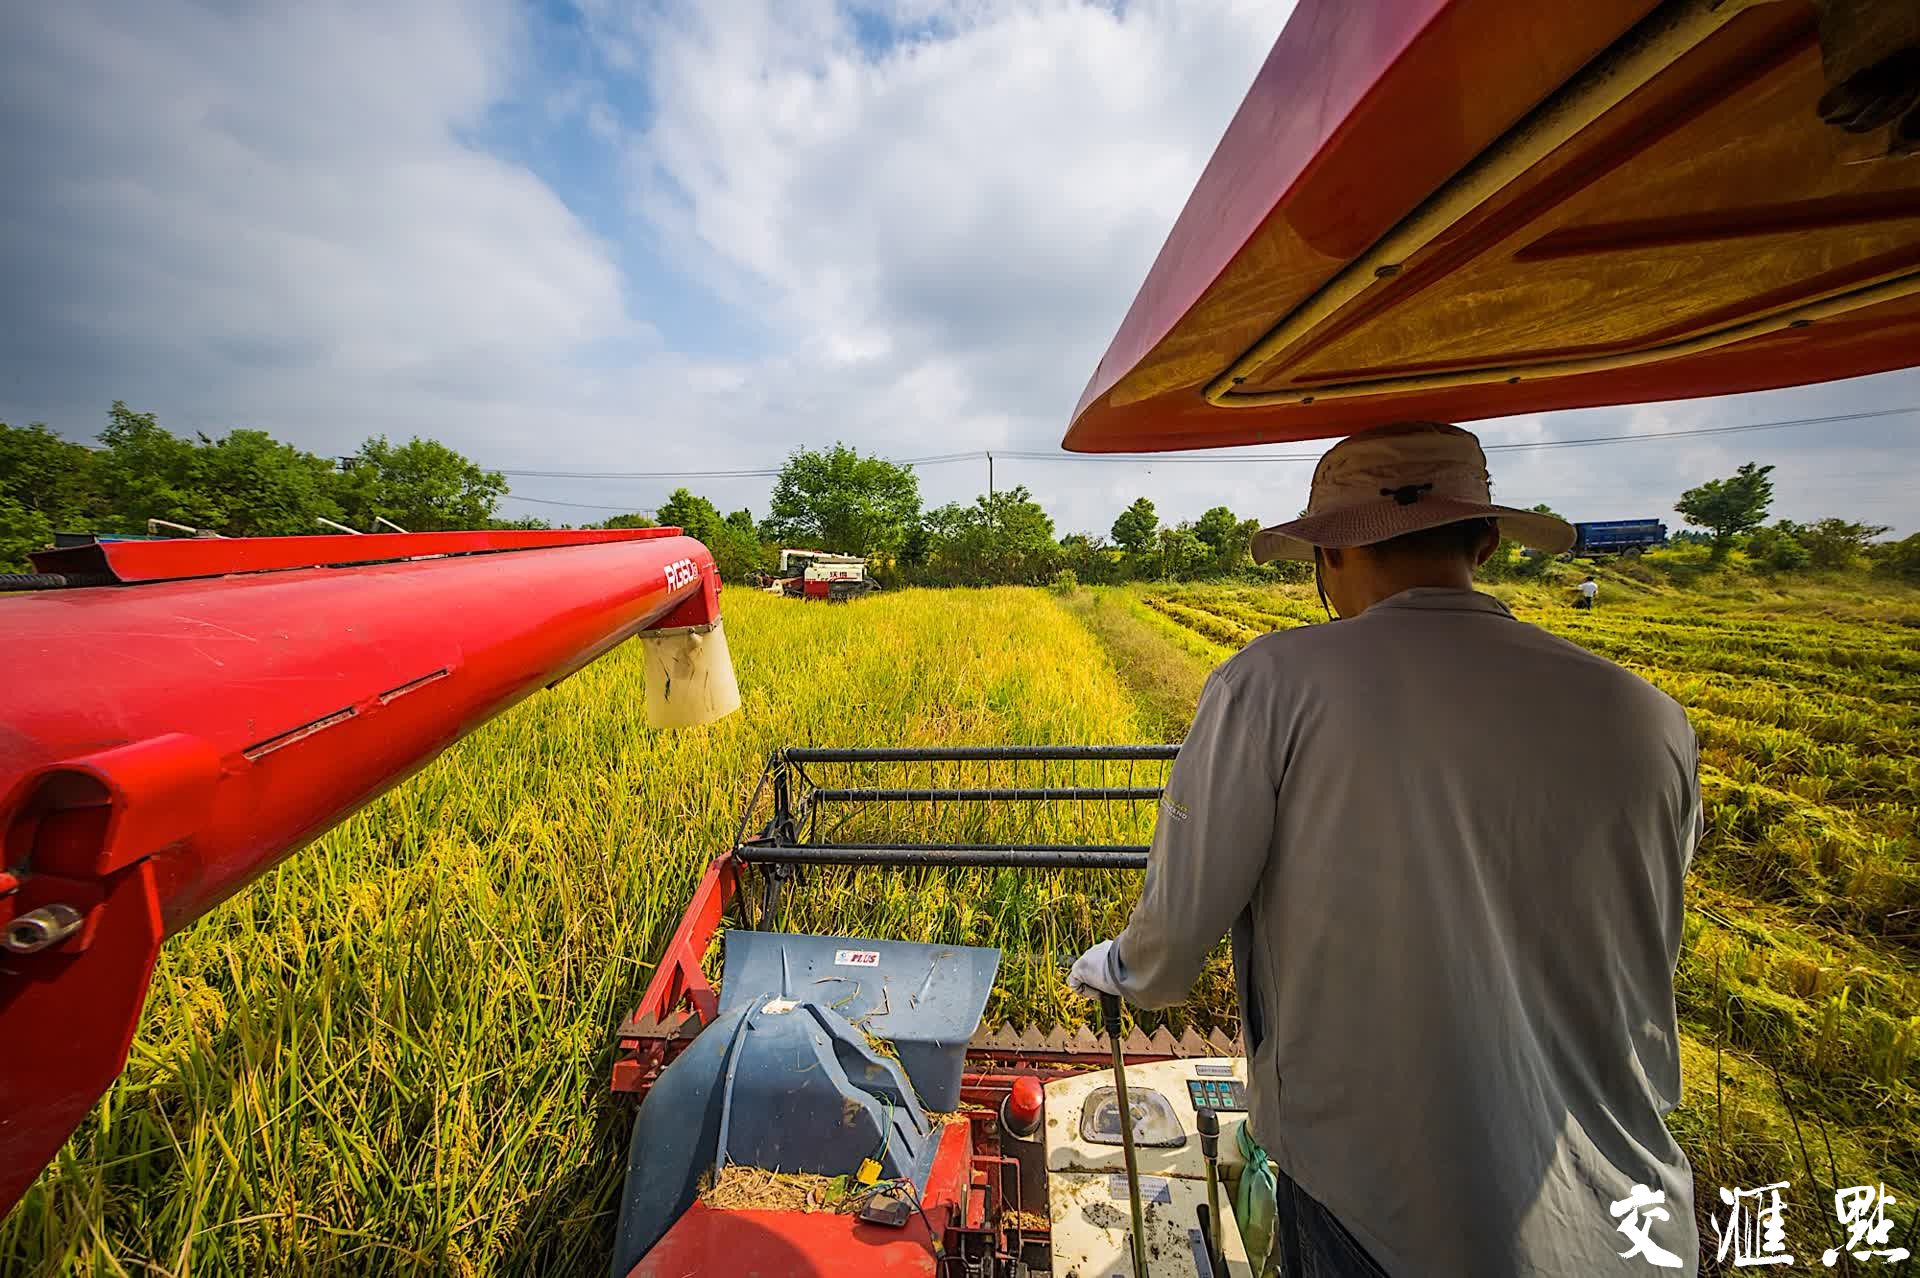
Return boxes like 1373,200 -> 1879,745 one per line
561,0 -> 1289,525
1,0 -> 661,456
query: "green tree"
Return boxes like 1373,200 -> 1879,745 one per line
980,486 -> 1057,581
922,486 -> 1057,585
1057,532 -> 1121,585
585,512 -> 657,530
0,422 -> 98,567
1794,517 -> 1890,570
658,487 -> 723,535
1191,505 -> 1259,575
658,488 -> 766,580
334,436 -> 506,532
1746,522 -> 1811,571
763,443 -> 921,556
0,498 -> 53,572
1110,497 -> 1158,556
1872,532 -> 1920,581
898,521 -> 934,569
1677,463 -> 1775,559
1157,525 -> 1210,581
189,429 -> 343,536
0,422 -> 96,526
95,402 -> 200,533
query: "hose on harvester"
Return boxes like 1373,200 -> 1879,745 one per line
0,572 -> 117,591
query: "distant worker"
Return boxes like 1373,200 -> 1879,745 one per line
1071,422 -> 1700,1276
1576,574 -> 1599,610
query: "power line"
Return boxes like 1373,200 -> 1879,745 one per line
497,450 -> 986,480
991,406 -> 1919,463
494,405 -> 1916,483
506,489 -> 656,510
1484,406 -> 1918,453
509,493 -> 659,512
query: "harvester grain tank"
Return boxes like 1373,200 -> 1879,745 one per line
0,527 -> 739,1212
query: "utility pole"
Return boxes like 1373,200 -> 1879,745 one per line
986,451 -> 996,536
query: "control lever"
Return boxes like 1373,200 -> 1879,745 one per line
1099,991 -> 1151,1277
1196,1106 -> 1225,1275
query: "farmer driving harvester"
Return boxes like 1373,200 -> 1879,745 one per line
1070,421 -> 1701,1275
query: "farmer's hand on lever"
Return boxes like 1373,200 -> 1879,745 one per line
1068,939 -> 1122,997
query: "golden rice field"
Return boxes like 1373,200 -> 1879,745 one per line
4,573 -> 1917,1274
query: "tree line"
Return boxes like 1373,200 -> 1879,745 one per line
1,403 -> 520,569
3,405 -> 1914,583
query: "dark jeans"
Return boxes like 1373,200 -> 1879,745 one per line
1274,1166 -> 1391,1277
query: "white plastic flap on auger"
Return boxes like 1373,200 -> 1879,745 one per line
641,619 -> 742,729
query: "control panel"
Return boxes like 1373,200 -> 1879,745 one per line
1043,1057 -> 1257,1277
1186,1076 -> 1246,1113
1043,1056 -> 1251,1179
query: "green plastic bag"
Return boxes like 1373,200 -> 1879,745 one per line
1234,1119 -> 1278,1274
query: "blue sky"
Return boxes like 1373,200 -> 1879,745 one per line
1,0 -> 1914,536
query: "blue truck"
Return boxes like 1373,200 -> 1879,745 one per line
1571,519 -> 1669,557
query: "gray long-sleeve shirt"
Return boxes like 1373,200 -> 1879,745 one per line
1109,587 -> 1701,1276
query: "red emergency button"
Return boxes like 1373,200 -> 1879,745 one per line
1004,1075 -> 1044,1136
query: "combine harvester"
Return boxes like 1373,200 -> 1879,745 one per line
2,0 -> 1917,1273
765,548 -> 883,600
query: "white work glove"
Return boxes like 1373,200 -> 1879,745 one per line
1068,939 -> 1123,998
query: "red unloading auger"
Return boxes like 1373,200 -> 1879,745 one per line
0,528 -> 741,1214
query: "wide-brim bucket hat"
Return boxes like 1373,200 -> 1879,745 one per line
1251,421 -> 1576,563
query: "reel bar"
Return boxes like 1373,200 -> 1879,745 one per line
734,843 -> 1149,869
782,745 -> 1180,764
808,786 -> 1165,803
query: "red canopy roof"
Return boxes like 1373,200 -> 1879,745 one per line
1064,0 -> 1920,453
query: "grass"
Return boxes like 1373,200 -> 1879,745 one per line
4,571 -> 1917,1273
1054,588 -> 1212,741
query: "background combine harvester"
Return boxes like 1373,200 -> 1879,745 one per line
763,548 -> 883,600
2,0 -> 1916,1273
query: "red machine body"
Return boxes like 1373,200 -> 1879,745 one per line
0,528 -> 723,1214
1065,0 -> 1920,453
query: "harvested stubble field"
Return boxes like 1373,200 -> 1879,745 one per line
6,573 -> 1918,1273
